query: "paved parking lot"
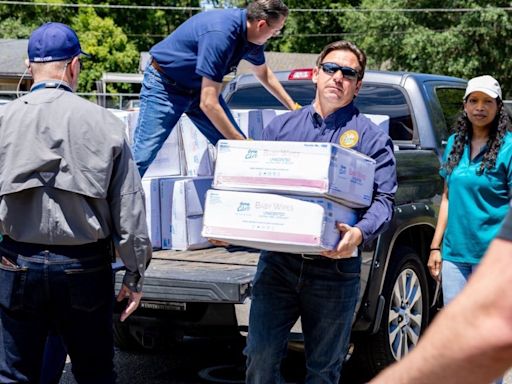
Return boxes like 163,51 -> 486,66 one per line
58,338 -> 512,384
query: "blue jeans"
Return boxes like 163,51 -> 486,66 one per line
132,64 -> 244,177
441,260 -> 478,306
0,237 -> 115,384
40,334 -> 67,384
245,252 -> 361,384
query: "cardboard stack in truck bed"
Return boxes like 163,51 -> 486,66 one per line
141,178 -> 163,249
213,140 -> 376,208
160,177 -> 213,251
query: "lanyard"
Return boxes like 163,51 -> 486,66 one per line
30,82 -> 73,93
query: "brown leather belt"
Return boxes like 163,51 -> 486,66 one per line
151,58 -> 165,75
150,58 -> 197,96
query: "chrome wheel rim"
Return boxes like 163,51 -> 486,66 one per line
388,268 -> 423,360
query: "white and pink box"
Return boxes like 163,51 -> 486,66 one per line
141,177 -> 162,249
160,177 -> 213,251
213,140 -> 375,208
202,190 -> 357,254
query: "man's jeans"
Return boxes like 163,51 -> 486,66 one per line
0,238 -> 115,384
132,64 -> 244,177
245,252 -> 361,384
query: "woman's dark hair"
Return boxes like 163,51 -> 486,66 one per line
247,0 -> 289,25
443,98 -> 511,175
315,40 -> 367,80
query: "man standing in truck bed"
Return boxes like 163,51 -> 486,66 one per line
132,0 -> 299,176
244,40 -> 397,383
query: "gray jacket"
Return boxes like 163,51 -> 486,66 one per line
0,87 -> 151,291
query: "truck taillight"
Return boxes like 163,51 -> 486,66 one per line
288,69 -> 313,80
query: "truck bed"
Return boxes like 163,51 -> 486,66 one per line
115,246 -> 260,303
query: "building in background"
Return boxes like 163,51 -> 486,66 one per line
0,39 -> 32,99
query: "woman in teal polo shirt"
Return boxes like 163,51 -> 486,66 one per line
428,75 -> 512,306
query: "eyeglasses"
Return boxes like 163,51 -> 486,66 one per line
265,20 -> 282,37
319,62 -> 359,80
65,58 -> 83,71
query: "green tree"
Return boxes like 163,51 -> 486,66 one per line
72,8 -> 139,93
343,0 -> 512,97
0,0 -> 75,38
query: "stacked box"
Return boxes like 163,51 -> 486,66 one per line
160,177 -> 213,251
179,115 -> 215,176
213,140 -> 375,208
202,190 -> 358,254
247,109 -> 277,140
141,178 -> 162,249
144,128 -> 185,178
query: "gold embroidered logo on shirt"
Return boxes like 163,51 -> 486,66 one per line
339,130 -> 359,148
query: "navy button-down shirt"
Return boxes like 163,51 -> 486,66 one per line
262,102 -> 397,244
150,8 -> 265,89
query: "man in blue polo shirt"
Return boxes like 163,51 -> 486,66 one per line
133,0 -> 298,176
244,40 -> 397,383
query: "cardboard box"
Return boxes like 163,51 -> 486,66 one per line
364,113 -> 390,135
141,178 -> 162,249
179,115 -> 214,176
213,140 -> 375,208
247,109 -> 277,140
160,177 -> 213,250
231,109 -> 251,137
202,190 -> 357,254
144,127 -> 184,178
231,109 -> 288,139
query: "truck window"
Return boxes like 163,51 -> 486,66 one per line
356,85 -> 413,142
435,88 -> 465,135
228,83 -> 315,109
227,82 -> 414,142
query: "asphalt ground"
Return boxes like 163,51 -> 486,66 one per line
58,337 -> 512,384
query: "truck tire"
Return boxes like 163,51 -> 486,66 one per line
350,246 -> 430,380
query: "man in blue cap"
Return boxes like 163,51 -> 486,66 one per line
0,22 -> 152,383
133,0 -> 300,177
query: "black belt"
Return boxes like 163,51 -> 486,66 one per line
150,59 -> 197,96
0,236 -> 112,258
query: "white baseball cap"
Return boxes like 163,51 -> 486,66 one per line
464,75 -> 502,100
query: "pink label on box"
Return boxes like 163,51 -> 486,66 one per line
217,176 -> 327,190
204,226 -> 320,245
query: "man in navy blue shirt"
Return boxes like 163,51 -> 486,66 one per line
244,41 -> 397,383
133,0 -> 298,176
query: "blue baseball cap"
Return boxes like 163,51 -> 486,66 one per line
28,22 -> 90,63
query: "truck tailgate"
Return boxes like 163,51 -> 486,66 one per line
115,246 -> 259,303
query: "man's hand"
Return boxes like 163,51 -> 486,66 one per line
208,238 -> 230,247
116,284 -> 143,322
321,223 -> 363,259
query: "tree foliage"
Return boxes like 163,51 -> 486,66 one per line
2,0 -> 511,97
342,0 -> 512,97
72,8 -> 139,92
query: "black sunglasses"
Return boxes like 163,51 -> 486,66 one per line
319,62 -> 359,80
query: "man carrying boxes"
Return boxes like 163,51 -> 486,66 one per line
206,40 -> 397,383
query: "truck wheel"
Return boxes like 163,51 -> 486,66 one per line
350,247 -> 429,379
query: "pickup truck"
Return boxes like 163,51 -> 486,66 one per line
113,69 -> 468,377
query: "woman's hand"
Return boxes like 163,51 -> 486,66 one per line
427,249 -> 442,281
